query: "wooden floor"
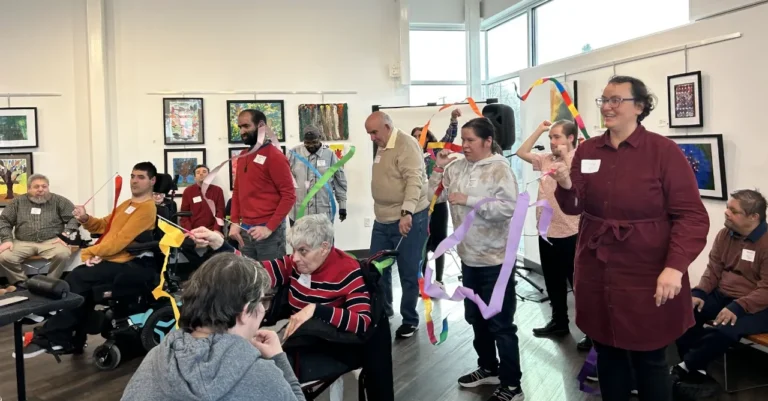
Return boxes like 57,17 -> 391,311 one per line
1,257 -> 767,401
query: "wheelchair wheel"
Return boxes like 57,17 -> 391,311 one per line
140,305 -> 176,352
93,344 -> 121,371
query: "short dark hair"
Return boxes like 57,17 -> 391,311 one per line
411,126 -> 437,150
239,109 -> 267,126
179,253 -> 270,333
462,117 -> 502,154
133,162 -> 157,179
608,75 -> 657,123
193,164 -> 209,174
552,120 -> 579,147
731,189 -> 767,222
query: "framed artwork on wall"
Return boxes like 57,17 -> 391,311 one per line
667,71 -> 703,128
227,100 -> 285,144
550,80 -> 578,122
0,152 -> 33,207
298,103 -> 350,140
228,146 -> 248,190
163,98 -> 205,145
0,108 -> 39,149
668,134 -> 726,200
164,148 -> 206,196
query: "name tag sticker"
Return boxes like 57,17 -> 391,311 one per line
317,160 -> 327,167
467,179 -> 478,188
742,249 -> 756,262
581,159 -> 601,174
297,274 -> 312,288
193,196 -> 202,203
31,208 -> 41,215
374,155 -> 382,164
125,206 -> 136,215
254,155 -> 267,165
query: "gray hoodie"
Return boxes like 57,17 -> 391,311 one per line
428,153 -> 518,267
121,330 -> 305,401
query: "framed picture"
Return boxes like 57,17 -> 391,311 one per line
0,152 -> 33,207
164,148 -> 206,196
0,108 -> 39,149
667,71 -> 703,128
227,100 -> 285,143
298,103 -> 350,140
596,108 -> 606,130
550,80 -> 578,122
668,134 -> 726,200
163,98 -> 204,145
228,147 -> 248,190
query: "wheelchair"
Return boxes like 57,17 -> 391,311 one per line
263,250 -> 397,401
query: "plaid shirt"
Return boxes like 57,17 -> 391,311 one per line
0,193 -> 79,243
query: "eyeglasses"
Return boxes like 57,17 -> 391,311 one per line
595,97 -> 636,108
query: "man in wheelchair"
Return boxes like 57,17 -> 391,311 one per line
20,162 -> 159,358
190,214 -> 395,401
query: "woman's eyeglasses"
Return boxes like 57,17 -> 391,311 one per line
595,97 -> 636,108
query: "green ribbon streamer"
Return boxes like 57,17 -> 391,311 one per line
296,145 -> 355,220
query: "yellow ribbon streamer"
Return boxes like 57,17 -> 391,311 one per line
152,219 -> 186,329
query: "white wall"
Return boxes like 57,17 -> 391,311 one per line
518,3 -> 768,285
0,0 -> 93,208
411,0 -> 465,24
481,0 -> 526,19
690,0 -> 766,20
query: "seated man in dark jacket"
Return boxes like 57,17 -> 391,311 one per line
673,189 -> 768,399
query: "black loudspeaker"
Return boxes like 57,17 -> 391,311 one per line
26,275 -> 70,299
482,103 -> 515,151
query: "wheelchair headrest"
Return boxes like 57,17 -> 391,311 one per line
154,173 -> 176,195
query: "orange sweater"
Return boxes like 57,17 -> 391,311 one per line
81,198 -> 156,263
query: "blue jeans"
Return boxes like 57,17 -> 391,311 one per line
369,209 -> 428,327
462,263 -> 522,387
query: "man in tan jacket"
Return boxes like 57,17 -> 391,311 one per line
366,111 -> 429,339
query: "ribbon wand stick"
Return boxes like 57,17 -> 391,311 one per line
82,172 -> 119,207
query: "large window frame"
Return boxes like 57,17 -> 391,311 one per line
409,24 -> 468,106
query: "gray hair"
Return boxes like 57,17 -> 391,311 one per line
27,174 -> 49,188
731,189 -> 767,222
290,214 -> 334,250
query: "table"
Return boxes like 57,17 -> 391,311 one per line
0,290 -> 83,401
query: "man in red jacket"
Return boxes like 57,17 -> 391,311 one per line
179,164 -> 225,233
229,109 -> 296,260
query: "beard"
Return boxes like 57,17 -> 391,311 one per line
242,130 -> 257,146
28,193 -> 52,204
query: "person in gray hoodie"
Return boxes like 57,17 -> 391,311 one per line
121,252 -> 306,401
428,117 -> 523,401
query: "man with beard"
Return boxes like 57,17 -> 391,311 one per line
20,162 -> 158,358
287,126 -> 348,226
0,174 -> 78,286
229,110 -> 296,260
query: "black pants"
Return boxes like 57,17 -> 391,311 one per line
462,263 -> 521,387
676,289 -> 768,372
38,259 -> 153,347
594,341 -> 671,401
423,202 -> 448,282
538,234 -> 576,324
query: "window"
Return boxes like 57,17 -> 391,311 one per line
410,85 -> 468,106
486,14 -> 528,78
535,0 -> 689,65
480,31 -> 487,80
409,30 -> 467,81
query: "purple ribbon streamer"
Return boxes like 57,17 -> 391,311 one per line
423,192 -> 553,319
576,347 -> 600,395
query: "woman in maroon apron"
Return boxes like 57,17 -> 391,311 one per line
550,76 -> 709,401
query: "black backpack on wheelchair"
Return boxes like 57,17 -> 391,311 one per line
262,250 -> 397,401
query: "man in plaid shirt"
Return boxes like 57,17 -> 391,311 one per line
0,174 -> 78,286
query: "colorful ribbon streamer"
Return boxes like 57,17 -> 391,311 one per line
289,150 -> 337,221
513,78 -> 591,141
94,175 -> 123,245
418,97 -> 483,148
296,146 -> 355,220
152,219 -> 187,329
423,194 -> 553,319
577,347 -> 600,395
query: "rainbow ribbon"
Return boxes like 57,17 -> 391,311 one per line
514,77 -> 591,141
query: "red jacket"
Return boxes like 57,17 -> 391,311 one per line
231,143 -> 296,231
179,183 -> 225,232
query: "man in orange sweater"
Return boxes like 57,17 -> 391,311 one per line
21,162 -> 158,358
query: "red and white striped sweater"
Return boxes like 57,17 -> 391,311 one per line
262,248 -> 372,335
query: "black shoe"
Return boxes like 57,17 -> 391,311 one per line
673,374 -> 720,400
532,320 -> 569,337
487,385 -> 525,401
576,336 -> 593,351
395,324 -> 417,339
458,367 -> 500,388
